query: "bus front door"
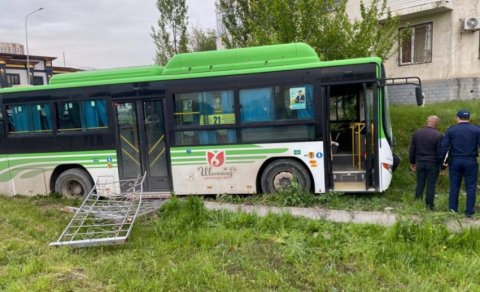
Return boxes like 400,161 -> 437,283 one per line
324,82 -> 377,192
115,100 -> 170,192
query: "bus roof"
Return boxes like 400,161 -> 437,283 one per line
49,64 -> 164,85
162,42 -> 319,75
0,43 -> 382,94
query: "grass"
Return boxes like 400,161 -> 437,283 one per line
215,99 -> 480,216
3,100 -> 480,290
2,195 -> 480,290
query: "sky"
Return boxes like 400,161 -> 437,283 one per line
0,0 -> 217,69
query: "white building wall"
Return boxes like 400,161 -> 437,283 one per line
451,0 -> 480,78
347,0 -> 480,80
346,0 -> 363,20
384,11 -> 453,80
212,0 -> 479,102
34,60 -> 46,71
347,0 -> 480,103
5,68 -> 29,85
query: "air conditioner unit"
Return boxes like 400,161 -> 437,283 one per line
464,17 -> 480,31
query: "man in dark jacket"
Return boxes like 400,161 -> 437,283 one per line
409,115 -> 443,210
440,109 -> 480,217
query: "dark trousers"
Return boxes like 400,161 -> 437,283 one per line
448,158 -> 478,216
415,161 -> 439,209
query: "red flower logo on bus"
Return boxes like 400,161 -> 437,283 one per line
206,151 -> 225,167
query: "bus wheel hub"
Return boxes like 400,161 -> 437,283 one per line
68,182 -> 83,196
273,172 -> 293,190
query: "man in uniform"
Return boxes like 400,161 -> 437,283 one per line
409,115 -> 443,210
440,109 -> 480,217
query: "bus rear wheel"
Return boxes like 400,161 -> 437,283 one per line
55,169 -> 93,199
261,159 -> 311,194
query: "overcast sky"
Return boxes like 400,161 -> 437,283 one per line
0,0 -> 217,69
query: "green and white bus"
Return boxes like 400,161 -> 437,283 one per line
0,43 -> 422,197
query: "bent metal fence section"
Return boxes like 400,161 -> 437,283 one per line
50,173 -> 167,248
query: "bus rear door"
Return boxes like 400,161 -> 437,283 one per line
114,99 -> 171,192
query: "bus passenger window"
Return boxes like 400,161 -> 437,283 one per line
175,129 -> 237,146
57,99 -> 108,132
174,90 -> 235,127
240,85 -> 314,123
279,85 -> 314,120
240,87 -> 274,123
173,90 -> 236,146
7,103 -> 52,135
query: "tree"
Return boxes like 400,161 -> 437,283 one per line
189,28 -> 217,52
217,0 -> 402,61
151,0 -> 189,65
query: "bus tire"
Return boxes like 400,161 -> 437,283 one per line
54,168 -> 93,199
261,159 -> 311,194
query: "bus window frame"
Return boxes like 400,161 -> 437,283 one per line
4,101 -> 55,137
168,69 -> 320,147
54,98 -> 111,134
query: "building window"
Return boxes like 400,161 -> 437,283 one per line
6,74 -> 20,86
399,23 -> 432,65
33,76 -> 44,85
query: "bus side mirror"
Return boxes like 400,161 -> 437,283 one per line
415,86 -> 424,106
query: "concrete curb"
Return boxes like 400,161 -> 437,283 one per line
204,202 -> 397,226
204,202 -> 480,232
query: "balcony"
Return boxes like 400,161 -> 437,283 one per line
381,0 -> 454,20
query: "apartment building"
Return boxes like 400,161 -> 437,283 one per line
348,0 -> 480,103
0,42 -> 81,88
215,0 -> 479,103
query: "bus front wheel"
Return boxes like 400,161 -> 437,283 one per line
55,169 -> 93,199
261,159 -> 311,194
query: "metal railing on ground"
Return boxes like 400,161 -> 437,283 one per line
50,173 -> 168,248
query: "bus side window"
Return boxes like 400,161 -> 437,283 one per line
239,85 -> 315,123
57,99 -> 108,132
239,87 -> 274,123
173,90 -> 236,146
7,103 -> 52,135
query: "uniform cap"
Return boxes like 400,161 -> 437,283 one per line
457,109 -> 470,119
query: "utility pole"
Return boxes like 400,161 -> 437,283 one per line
25,7 -> 44,85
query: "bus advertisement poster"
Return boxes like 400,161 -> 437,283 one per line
290,87 -> 306,110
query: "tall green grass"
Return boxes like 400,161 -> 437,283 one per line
2,195 -> 480,290
3,100 -> 480,290
388,100 -> 480,206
